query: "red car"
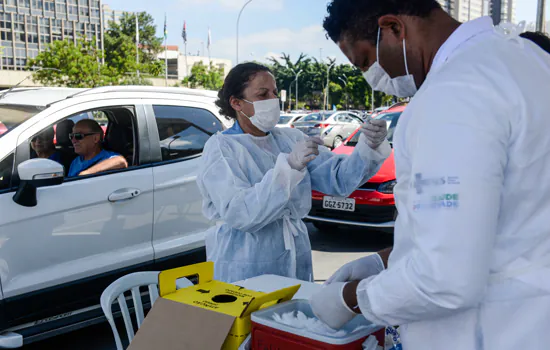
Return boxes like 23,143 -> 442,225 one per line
0,122 -> 7,136
307,107 -> 404,233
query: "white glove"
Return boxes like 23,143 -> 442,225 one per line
360,118 -> 387,149
310,282 -> 357,330
288,137 -> 323,171
325,254 -> 385,285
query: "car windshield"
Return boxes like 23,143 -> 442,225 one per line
347,112 -> 403,146
0,104 -> 44,139
375,112 -> 400,121
278,115 -> 293,125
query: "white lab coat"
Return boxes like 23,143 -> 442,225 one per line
356,18 -> 550,349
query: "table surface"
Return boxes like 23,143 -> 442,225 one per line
235,274 -> 322,300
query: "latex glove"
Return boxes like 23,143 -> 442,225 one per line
310,282 -> 357,330
360,118 -> 387,149
325,254 -> 385,285
288,137 -> 323,171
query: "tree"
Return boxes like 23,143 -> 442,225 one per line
104,12 -> 163,77
183,62 -> 225,90
28,37 -> 117,88
265,52 -> 397,111
28,10 -> 164,87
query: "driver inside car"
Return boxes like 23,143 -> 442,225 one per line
68,119 -> 128,177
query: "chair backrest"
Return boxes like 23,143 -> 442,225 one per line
100,271 -> 194,350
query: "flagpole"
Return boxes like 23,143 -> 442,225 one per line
182,21 -> 189,79
136,13 -> 140,79
164,38 -> 168,87
164,13 -> 168,87
207,27 -> 211,66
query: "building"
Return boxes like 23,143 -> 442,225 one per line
437,0 -> 515,23
157,45 -> 232,82
490,0 -> 516,23
101,3 -> 129,30
0,0 -> 103,71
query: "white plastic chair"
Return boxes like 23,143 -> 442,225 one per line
100,271 -> 193,350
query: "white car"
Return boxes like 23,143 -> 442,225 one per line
0,86 -> 230,347
276,114 -> 306,128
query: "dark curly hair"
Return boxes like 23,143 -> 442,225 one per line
216,62 -> 272,120
521,31 -> 550,54
323,0 -> 441,44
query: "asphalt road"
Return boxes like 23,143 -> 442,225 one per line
22,223 -> 393,350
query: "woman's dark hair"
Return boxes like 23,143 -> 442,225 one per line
216,62 -> 272,120
323,0 -> 442,45
520,31 -> 550,54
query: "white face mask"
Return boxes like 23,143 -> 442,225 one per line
363,28 -> 418,98
240,98 -> 281,132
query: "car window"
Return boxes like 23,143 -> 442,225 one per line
386,112 -> 403,143
302,114 -> 319,122
153,105 -> 223,161
350,116 -> 362,125
0,153 -> 14,191
375,112 -> 400,121
0,104 -> 44,139
278,115 -> 293,125
28,106 -> 136,178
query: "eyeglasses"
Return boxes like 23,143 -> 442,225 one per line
69,132 -> 100,141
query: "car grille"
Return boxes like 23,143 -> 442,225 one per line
358,182 -> 379,190
309,201 -> 396,223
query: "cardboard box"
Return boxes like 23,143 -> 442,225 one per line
128,262 -> 300,350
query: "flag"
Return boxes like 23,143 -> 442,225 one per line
207,27 -> 211,50
163,14 -> 167,40
182,21 -> 187,44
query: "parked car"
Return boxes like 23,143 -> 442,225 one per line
373,105 -> 407,130
307,110 -> 404,233
0,86 -> 230,347
292,111 -> 334,137
370,106 -> 389,118
293,111 -> 363,148
276,113 -> 306,128
320,112 -> 364,149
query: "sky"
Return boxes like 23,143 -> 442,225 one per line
104,0 -> 550,66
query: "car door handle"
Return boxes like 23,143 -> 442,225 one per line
108,188 -> 141,202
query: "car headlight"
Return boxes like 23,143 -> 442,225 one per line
377,180 -> 396,194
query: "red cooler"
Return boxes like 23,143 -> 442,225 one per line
250,300 -> 384,350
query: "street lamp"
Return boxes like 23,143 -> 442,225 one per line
325,62 -> 335,111
236,0 -> 254,64
338,76 -> 349,109
290,68 -> 303,111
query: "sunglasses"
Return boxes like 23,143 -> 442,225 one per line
69,132 -> 100,141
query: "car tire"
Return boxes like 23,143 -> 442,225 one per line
332,136 -> 343,149
312,221 -> 339,232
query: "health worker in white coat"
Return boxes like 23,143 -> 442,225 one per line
197,63 -> 391,283
310,1 -> 550,349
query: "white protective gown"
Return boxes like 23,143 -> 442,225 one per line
198,122 -> 391,283
356,18 -> 550,349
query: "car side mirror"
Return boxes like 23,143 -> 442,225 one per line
13,159 -> 64,207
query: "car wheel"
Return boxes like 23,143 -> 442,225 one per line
312,221 -> 339,232
333,136 -> 343,149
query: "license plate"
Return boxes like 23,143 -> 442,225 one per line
322,196 -> 355,212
